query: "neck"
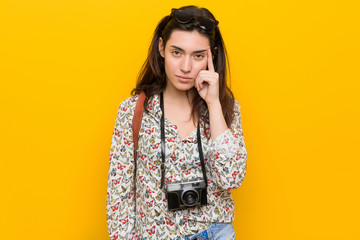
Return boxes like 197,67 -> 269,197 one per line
163,86 -> 195,106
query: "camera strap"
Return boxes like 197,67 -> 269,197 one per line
159,92 -> 208,190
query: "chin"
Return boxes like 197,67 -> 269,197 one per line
174,84 -> 194,92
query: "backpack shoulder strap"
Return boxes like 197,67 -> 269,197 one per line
132,91 -> 146,172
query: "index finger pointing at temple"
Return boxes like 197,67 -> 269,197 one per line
207,48 -> 215,72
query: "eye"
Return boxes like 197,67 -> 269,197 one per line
172,50 -> 181,56
194,54 -> 204,59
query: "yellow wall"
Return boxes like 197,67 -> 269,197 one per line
1,0 -> 359,239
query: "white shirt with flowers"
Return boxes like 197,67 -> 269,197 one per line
107,93 -> 247,239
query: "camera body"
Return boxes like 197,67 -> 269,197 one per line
166,179 -> 207,211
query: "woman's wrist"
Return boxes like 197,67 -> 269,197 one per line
208,100 -> 228,140
207,99 -> 221,112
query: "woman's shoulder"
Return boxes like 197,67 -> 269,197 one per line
115,94 -> 141,121
118,94 -> 140,111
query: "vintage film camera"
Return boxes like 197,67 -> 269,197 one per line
166,179 -> 207,211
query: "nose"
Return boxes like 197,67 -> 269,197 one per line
180,56 -> 192,73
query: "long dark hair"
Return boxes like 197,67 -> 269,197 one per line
132,5 -> 234,130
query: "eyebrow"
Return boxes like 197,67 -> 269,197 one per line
170,45 -> 207,54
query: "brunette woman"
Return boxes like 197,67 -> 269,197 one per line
107,5 -> 247,239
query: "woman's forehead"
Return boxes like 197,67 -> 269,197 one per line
166,29 -> 210,51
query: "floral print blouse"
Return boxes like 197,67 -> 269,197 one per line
107,94 -> 247,239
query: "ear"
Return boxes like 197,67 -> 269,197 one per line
158,37 -> 165,58
213,47 -> 218,59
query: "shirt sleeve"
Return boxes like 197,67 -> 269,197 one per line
106,97 -> 136,239
208,99 -> 247,190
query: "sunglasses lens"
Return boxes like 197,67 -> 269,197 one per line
174,10 -> 193,23
197,17 -> 216,30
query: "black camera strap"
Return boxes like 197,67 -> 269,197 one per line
159,92 -> 208,190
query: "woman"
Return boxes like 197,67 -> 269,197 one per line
107,5 -> 247,239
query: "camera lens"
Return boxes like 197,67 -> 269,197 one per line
182,190 -> 199,206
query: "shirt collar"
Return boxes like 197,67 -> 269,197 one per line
146,93 -> 162,119
145,93 -> 208,142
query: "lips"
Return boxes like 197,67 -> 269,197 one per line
176,75 -> 193,83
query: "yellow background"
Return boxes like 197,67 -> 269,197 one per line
1,0 -> 359,239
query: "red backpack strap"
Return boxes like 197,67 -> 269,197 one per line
132,91 -> 146,208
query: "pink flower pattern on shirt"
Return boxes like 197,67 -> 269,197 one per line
107,94 -> 247,239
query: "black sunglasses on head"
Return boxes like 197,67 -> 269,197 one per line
170,8 -> 219,31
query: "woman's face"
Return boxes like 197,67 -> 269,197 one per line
159,29 -> 210,92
